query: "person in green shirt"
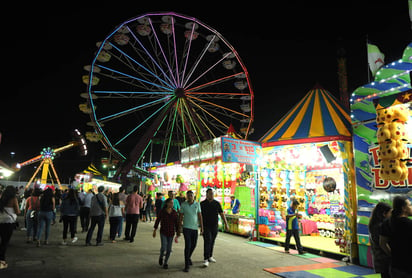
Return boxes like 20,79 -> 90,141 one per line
179,191 -> 203,272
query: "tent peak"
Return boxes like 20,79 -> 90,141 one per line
312,82 -> 324,90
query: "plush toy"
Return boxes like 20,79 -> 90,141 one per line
379,140 -> 399,160
377,124 -> 392,143
380,159 -> 407,181
376,107 -> 395,124
388,121 -> 408,141
389,105 -> 409,123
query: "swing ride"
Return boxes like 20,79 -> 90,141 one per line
16,129 -> 88,189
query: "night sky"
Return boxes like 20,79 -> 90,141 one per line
0,2 -> 411,182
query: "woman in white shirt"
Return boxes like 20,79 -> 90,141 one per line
0,186 -> 21,269
109,193 -> 125,243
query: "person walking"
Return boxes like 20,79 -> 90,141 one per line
0,186 -> 20,269
153,198 -> 180,269
368,202 -> 392,278
124,185 -> 143,243
200,188 -> 229,267
117,187 -> 127,238
24,187 -> 41,243
163,191 -> 180,212
79,189 -> 91,232
85,186 -> 108,246
380,195 -> 412,277
36,188 -> 55,247
154,193 -> 164,218
60,189 -> 80,245
179,190 -> 203,272
145,194 -> 153,223
284,199 -> 305,254
108,193 -> 125,243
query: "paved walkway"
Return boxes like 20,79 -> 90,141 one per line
1,216 -> 345,278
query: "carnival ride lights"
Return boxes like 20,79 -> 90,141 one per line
80,12 -> 254,181
16,129 -> 88,189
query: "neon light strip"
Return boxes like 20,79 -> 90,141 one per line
93,90 -> 172,95
184,52 -> 232,89
165,100 -> 179,163
187,95 -> 249,118
108,42 -> 173,89
148,17 -> 178,87
178,100 -> 187,148
180,22 -> 196,87
126,26 -> 175,88
99,96 -> 171,122
171,16 -> 180,87
114,97 -> 175,146
187,98 -> 228,130
186,92 -> 249,96
186,72 -> 245,92
96,64 -> 171,91
181,99 -> 201,142
182,35 -> 217,88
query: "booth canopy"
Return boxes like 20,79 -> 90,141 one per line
260,86 -> 352,147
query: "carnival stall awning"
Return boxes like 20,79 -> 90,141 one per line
260,86 -> 352,147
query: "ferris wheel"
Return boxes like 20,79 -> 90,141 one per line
81,12 -> 254,176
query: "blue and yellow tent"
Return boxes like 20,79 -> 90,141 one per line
259,86 -> 352,147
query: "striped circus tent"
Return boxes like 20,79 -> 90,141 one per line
259,85 -> 352,147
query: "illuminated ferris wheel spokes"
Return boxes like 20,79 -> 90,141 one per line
82,12 -> 254,174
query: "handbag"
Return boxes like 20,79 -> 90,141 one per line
30,197 -> 39,219
0,208 -> 17,224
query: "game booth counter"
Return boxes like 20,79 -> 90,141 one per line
180,136 -> 261,236
257,86 -> 358,259
350,42 -> 412,267
148,162 -> 199,195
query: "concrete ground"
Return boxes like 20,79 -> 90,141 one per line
1,216 -> 345,278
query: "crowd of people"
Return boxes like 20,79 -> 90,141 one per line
3,183 -> 411,275
0,184 -> 229,273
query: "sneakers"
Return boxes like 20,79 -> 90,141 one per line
61,240 -> 67,245
71,237 -> 78,243
208,257 -> 217,263
203,260 -> 209,267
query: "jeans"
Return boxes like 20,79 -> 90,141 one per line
183,228 -> 198,266
36,211 -> 54,241
0,223 -> 14,261
125,214 -> 139,240
79,207 -> 90,231
109,216 -> 122,240
117,216 -> 124,238
62,215 -> 77,239
160,234 -> 174,264
86,215 -> 105,244
26,210 -> 38,239
203,226 -> 218,260
284,229 -> 303,252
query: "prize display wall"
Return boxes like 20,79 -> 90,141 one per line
259,142 -> 350,254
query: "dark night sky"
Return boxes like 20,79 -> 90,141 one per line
0,2 -> 411,182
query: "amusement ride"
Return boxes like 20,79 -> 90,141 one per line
80,12 -> 255,180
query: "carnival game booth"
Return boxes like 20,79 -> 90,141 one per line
350,42 -> 412,267
148,162 -> 198,195
259,86 -> 357,258
181,136 -> 261,236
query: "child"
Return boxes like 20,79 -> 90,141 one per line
284,200 -> 305,254
153,198 -> 180,269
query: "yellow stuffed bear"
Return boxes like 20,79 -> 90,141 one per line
380,159 -> 408,181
